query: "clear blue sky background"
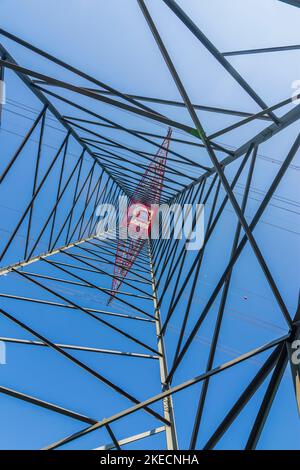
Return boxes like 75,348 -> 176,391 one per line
0,0 -> 299,449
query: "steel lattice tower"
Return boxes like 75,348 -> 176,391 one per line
0,0 -> 299,450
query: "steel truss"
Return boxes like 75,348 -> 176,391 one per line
0,0 -> 299,450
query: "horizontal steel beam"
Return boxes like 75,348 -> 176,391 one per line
95,426 -> 165,450
0,45 -> 123,194
0,293 -> 154,323
0,235 -> 95,276
162,0 -> 280,124
83,89 -> 272,121
0,385 -> 96,425
223,44 -> 300,56
0,59 -> 198,137
171,102 -> 300,197
278,0 -> 300,7
0,336 -> 159,360
44,334 -> 289,449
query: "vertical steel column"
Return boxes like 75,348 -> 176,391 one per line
148,242 -> 178,450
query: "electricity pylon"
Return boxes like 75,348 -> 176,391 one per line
108,128 -> 172,305
0,0 -> 299,450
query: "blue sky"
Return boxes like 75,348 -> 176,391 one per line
0,0 -> 299,449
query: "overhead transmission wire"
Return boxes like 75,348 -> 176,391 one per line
1,98 -> 299,238
5,96 -> 300,171
3,101 -> 300,202
0,130 -> 299,236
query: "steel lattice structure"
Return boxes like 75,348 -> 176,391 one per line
108,127 -> 172,304
0,0 -> 299,450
